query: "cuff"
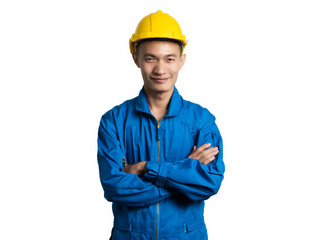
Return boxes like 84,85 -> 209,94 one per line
145,161 -> 168,187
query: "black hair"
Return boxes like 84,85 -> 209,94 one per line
135,38 -> 183,55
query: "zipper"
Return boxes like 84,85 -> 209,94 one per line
122,157 -> 127,166
156,120 -> 161,240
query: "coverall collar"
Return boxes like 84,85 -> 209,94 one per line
135,86 -> 184,117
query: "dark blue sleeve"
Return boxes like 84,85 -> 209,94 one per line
143,114 -> 225,201
97,115 -> 172,207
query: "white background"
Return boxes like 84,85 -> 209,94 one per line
0,0 -> 319,239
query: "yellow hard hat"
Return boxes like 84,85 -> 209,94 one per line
129,10 -> 188,54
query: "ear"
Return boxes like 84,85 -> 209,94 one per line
132,52 -> 140,68
179,54 -> 186,70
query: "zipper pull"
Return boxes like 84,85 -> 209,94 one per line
156,121 -> 161,141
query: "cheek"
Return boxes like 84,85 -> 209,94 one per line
169,64 -> 181,75
140,64 -> 153,76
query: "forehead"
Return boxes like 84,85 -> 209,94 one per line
137,40 -> 181,56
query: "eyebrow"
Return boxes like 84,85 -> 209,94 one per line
143,53 -> 178,58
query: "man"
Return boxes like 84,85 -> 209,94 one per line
97,10 -> 225,240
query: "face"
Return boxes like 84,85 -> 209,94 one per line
133,40 -> 186,96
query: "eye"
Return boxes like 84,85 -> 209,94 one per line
145,58 -> 155,62
167,58 -> 175,62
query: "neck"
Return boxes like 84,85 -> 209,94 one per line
144,87 -> 174,122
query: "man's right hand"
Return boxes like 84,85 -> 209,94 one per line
123,161 -> 147,177
188,143 -> 219,165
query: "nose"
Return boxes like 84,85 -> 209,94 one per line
153,60 -> 166,75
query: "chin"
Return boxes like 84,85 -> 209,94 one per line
144,81 -> 175,95
153,86 -> 174,94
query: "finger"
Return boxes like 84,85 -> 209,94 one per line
193,146 -> 196,151
199,148 -> 216,162
197,143 -> 211,151
202,147 -> 216,156
195,147 -> 211,160
189,143 -> 213,159
188,146 -> 197,158
204,147 -> 219,156
188,146 -> 201,158
213,149 -> 219,156
201,156 -> 215,165
192,143 -> 211,158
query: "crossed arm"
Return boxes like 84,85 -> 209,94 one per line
123,143 -> 219,177
98,114 -> 224,206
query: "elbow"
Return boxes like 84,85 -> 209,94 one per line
101,182 -> 155,207
103,188 -> 118,203
209,175 -> 224,196
103,188 -> 136,206
101,183 -> 118,203
189,176 -> 224,201
104,191 -> 130,205
100,179 -> 127,204
208,176 -> 223,198
208,183 -> 222,196
200,184 -> 222,200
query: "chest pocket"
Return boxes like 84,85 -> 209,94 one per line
124,123 -> 154,165
163,121 -> 194,162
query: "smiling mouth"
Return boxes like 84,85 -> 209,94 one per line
151,77 -> 169,82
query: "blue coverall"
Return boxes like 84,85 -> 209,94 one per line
98,87 -> 225,239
